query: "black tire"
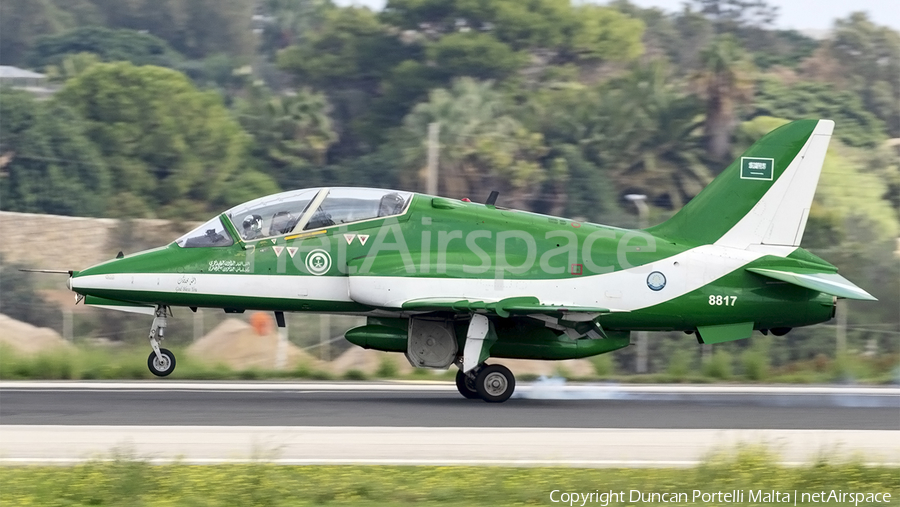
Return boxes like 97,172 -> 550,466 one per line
771,327 -> 792,336
475,364 -> 515,403
147,348 -> 176,377
455,369 -> 480,399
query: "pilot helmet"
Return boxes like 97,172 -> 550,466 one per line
379,193 -> 405,216
242,214 -> 262,232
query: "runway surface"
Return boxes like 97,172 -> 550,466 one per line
1,381 -> 897,428
1,382 -> 897,466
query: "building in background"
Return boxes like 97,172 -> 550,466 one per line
0,65 -> 53,97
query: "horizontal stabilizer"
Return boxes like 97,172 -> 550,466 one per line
746,268 -> 876,300
401,296 -> 608,318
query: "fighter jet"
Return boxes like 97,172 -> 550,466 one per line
64,119 -> 874,402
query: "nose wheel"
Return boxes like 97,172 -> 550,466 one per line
148,348 -> 176,377
147,305 -> 176,377
456,363 -> 515,403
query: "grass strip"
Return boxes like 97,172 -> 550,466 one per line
1,344 -> 897,383
1,449 -> 897,506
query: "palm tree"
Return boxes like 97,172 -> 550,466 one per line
236,85 -> 337,187
693,34 -> 755,161
271,90 -> 336,166
402,78 -> 549,207
580,62 -> 712,209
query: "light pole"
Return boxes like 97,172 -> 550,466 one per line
625,194 -> 649,374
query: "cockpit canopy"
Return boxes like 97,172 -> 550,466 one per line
175,187 -> 413,247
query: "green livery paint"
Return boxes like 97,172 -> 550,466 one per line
647,119 -> 816,246
696,322 -> 756,344
66,119 -> 874,402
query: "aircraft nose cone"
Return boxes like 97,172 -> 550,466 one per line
66,276 -> 72,291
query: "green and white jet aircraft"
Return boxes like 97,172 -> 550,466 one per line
64,119 -> 874,402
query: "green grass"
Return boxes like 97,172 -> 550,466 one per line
0,449 -> 896,506
0,344 -> 334,381
1,344 -> 896,384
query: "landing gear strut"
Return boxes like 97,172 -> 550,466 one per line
147,305 -> 176,377
456,363 -> 516,403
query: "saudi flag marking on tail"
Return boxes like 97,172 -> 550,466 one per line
741,157 -> 774,180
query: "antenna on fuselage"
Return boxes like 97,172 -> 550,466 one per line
485,190 -> 499,207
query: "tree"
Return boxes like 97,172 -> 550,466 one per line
361,60 -> 447,146
524,61 -> 710,211
278,7 -> 415,93
28,26 -> 182,70
278,6 -> 420,158
693,34 -> 755,161
258,0 -> 331,53
383,0 -> 644,64
600,63 -> 710,209
0,88 -> 112,216
54,62 -> 271,218
401,78 -> 556,210
84,0 -> 257,60
749,79 -> 887,148
236,84 -> 338,188
425,32 -> 524,81
0,0 -> 69,65
690,0 -> 778,33
828,13 -> 900,137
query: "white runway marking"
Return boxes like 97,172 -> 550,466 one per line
1,426 -> 897,467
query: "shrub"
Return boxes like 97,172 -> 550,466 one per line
666,348 -> 694,378
343,369 -> 367,380
742,348 -> 769,381
591,354 -> 616,377
375,356 -> 398,378
703,349 -> 733,380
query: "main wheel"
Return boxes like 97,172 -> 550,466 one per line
475,364 -> 515,403
148,348 -> 176,377
455,369 -> 480,399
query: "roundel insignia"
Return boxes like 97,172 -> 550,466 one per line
647,271 -> 666,291
305,249 -> 332,276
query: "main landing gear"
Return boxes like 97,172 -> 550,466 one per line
147,305 -> 176,377
455,363 -> 516,403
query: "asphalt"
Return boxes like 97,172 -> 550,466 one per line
2,382 -> 897,429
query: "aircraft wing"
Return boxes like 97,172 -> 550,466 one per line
400,296 -> 609,318
84,296 -> 157,315
746,268 -> 876,301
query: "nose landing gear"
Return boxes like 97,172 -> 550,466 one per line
147,306 -> 176,377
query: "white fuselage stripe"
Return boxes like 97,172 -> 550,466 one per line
350,244 -> 794,311
72,273 -> 354,302
73,249 -> 796,312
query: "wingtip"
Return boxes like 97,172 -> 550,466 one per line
815,119 -> 835,136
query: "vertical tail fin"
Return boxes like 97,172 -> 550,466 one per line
647,119 -> 834,249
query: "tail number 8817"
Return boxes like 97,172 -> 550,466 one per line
709,295 -> 737,306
